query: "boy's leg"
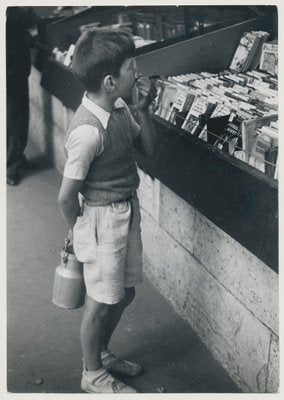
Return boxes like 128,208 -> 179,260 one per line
99,197 -> 144,377
75,204 -> 138,392
80,295 -> 110,371
80,296 -> 137,393
77,200 -> 142,380
102,286 -> 136,351
100,287 -> 142,377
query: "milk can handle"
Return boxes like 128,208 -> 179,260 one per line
62,237 -> 70,265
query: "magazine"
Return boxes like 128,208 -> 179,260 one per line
249,132 -> 272,173
154,81 -> 178,120
259,43 -> 278,76
181,95 -> 216,136
230,31 -> 269,73
230,32 -> 259,72
168,87 -> 195,127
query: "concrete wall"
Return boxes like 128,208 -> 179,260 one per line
137,170 -> 279,393
28,67 -> 279,393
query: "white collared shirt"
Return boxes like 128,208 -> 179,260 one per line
63,93 -> 138,180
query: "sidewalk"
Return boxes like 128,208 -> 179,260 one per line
6,140 -> 242,394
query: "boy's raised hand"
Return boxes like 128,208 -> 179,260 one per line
135,76 -> 157,111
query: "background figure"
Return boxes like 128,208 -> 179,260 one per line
6,7 -> 38,185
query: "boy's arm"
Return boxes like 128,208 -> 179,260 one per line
58,177 -> 84,241
134,77 -> 158,157
59,124 -> 103,240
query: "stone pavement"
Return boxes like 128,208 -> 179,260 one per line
6,140 -> 242,394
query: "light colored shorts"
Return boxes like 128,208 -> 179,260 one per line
73,194 -> 143,305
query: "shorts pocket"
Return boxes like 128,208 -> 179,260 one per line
97,202 -> 131,246
73,213 -> 91,245
73,211 -> 96,263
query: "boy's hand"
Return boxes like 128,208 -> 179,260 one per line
136,76 -> 157,111
65,228 -> 75,254
68,228 -> 74,246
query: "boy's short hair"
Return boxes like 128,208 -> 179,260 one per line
72,29 -> 136,92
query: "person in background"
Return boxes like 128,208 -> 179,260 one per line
58,29 -> 157,393
6,7 -> 38,185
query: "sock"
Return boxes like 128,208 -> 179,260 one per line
84,366 -> 107,381
85,366 -> 104,376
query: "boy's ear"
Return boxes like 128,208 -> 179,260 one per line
103,75 -> 116,92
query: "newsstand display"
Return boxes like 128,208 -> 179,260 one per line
38,5 -> 278,272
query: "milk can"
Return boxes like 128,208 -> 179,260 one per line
52,238 -> 86,309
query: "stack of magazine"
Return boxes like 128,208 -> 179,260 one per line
153,32 -> 278,179
229,31 -> 270,72
259,42 -> 278,76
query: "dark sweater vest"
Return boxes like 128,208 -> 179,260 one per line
66,104 -> 140,205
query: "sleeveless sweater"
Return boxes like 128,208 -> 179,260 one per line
66,104 -> 140,205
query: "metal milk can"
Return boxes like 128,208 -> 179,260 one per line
52,238 -> 86,309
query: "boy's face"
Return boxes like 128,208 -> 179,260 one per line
115,57 -> 138,99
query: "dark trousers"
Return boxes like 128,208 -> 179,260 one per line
7,75 -> 29,178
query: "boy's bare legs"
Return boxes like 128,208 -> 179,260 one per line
100,287 -> 142,376
80,288 -> 136,368
81,287 -> 142,379
102,287 -> 135,351
80,294 -> 137,393
80,296 -> 109,371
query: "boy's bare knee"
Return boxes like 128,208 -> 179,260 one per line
84,296 -> 110,320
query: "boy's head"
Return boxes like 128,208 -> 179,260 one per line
72,29 -> 137,96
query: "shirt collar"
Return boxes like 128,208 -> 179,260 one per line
82,92 -> 125,130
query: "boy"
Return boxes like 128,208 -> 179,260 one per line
58,29 -> 157,393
